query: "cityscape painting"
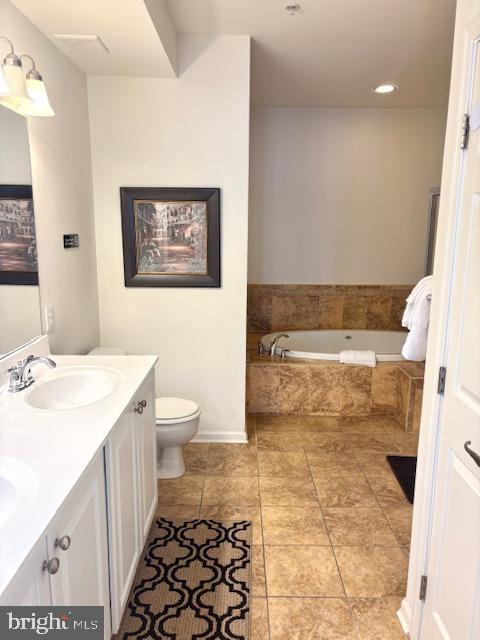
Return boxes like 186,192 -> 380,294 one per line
135,200 -> 208,275
120,187 -> 220,288
0,185 -> 38,285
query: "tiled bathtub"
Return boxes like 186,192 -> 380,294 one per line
246,346 -> 424,431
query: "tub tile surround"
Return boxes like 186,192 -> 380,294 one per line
246,353 -> 424,431
247,284 -> 413,332
246,283 -> 424,431
156,414 -> 414,639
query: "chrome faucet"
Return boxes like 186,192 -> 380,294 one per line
269,334 -> 290,356
8,355 -> 56,393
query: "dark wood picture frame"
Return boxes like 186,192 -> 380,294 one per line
0,184 -> 38,285
120,187 -> 221,288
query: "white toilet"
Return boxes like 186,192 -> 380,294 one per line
155,397 -> 201,479
88,347 -> 201,479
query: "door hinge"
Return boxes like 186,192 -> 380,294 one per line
438,366 -> 447,395
460,113 -> 470,150
419,575 -> 428,601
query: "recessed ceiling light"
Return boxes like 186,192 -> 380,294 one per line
373,84 -> 398,94
286,3 -> 302,14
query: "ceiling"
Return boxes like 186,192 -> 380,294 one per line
10,0 -> 456,108
168,0 -> 456,108
10,0 -> 177,77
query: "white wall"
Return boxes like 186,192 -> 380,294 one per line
0,0 -> 100,354
249,107 -> 447,284
0,106 -> 42,354
88,35 -> 251,440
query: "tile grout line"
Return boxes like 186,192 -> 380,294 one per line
352,447 -> 411,552
197,444 -> 209,514
304,432 -> 353,618
253,415 -> 272,640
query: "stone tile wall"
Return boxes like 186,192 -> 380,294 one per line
397,363 -> 425,431
247,284 -> 413,332
246,353 -> 424,431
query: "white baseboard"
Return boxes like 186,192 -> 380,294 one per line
192,431 -> 248,444
397,598 -> 412,637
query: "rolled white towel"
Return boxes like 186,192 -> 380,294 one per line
402,327 -> 428,361
402,276 -> 433,329
401,276 -> 433,361
339,350 -> 377,368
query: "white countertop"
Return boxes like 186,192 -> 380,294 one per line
0,354 -> 158,597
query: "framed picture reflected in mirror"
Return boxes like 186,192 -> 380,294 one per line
0,184 -> 38,285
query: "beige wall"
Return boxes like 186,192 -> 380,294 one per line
249,107 -> 447,284
88,36 -> 251,440
1,0 -> 100,355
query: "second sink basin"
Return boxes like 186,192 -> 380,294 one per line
25,366 -> 123,411
0,457 -> 37,533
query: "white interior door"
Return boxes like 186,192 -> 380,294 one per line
421,14 -> 480,640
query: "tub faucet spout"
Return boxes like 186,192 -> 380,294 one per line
269,334 -> 290,356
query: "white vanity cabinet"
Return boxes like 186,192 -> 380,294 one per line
0,361 -> 158,639
0,452 -> 111,639
0,537 -> 51,606
105,371 -> 157,633
136,373 -> 158,540
46,452 -> 111,633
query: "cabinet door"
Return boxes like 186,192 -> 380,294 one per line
0,536 -> 51,606
46,453 -> 111,638
105,410 -> 141,633
135,373 -> 158,542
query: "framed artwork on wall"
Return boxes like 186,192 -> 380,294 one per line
0,184 -> 38,285
120,187 -> 221,288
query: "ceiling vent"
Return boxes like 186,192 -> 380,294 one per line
53,34 -> 109,54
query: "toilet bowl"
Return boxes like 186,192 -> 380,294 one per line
155,397 -> 201,479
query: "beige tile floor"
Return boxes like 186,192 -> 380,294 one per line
156,414 -> 417,639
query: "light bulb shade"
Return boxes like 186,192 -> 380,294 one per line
0,62 -> 31,104
18,77 -> 55,117
0,65 -> 10,93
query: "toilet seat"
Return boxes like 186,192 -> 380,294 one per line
155,397 -> 200,425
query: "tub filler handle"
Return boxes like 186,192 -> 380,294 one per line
269,334 -> 290,356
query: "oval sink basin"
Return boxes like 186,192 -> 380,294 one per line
25,366 -> 122,411
0,457 -> 37,533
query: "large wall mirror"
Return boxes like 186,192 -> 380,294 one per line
0,107 -> 42,355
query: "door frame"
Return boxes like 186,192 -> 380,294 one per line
398,0 -> 480,636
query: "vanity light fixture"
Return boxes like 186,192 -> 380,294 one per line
0,37 -> 32,112
0,64 -> 10,93
18,54 -> 55,117
0,37 -> 54,117
373,83 -> 398,94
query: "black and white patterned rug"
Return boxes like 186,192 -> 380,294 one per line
118,518 -> 251,640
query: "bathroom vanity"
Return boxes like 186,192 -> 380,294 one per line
0,352 -> 158,638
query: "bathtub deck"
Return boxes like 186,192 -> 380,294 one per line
246,332 -> 424,431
